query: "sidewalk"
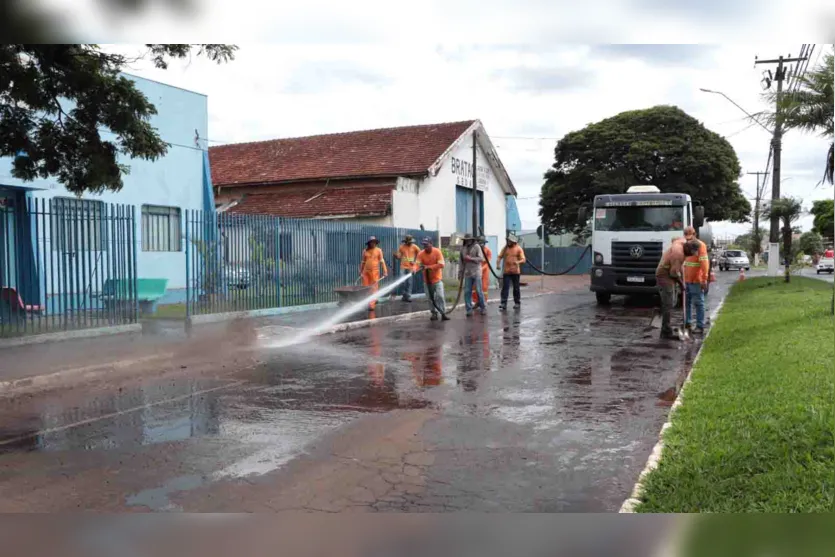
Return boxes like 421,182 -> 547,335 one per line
0,274 -> 588,394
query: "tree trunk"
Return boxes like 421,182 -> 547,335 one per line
782,221 -> 792,283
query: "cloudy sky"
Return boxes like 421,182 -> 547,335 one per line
58,1 -> 832,239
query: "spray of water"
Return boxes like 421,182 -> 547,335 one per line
264,273 -> 415,348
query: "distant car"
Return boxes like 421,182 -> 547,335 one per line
224,265 -> 251,289
718,250 -> 750,271
817,257 -> 834,274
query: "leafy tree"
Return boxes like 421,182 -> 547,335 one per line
765,197 -> 803,283
1,44 -> 236,194
797,231 -> 824,256
734,228 -> 768,258
539,105 -> 750,233
759,47 -> 833,185
811,199 -> 834,240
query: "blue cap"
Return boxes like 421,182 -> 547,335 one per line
422,237 -> 433,245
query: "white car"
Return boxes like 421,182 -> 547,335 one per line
817,257 -> 834,274
719,250 -> 750,271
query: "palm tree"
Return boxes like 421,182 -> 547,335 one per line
759,47 -> 834,185
765,197 -> 804,283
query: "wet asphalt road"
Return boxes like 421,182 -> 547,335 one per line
0,275 -> 735,513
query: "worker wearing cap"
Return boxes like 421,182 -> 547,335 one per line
460,233 -> 486,316
360,236 -> 388,312
416,237 -> 449,321
656,237 -> 697,339
497,234 -> 526,310
473,236 -> 492,306
683,226 -> 709,334
393,234 -> 420,302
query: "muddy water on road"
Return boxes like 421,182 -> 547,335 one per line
0,279 -> 733,512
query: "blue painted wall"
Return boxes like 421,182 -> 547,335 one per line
505,195 -> 523,234
0,74 -> 208,307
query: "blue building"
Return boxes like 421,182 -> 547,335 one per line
0,74 -> 211,318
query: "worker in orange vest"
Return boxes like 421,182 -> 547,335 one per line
393,234 -> 421,302
473,236 -> 493,306
360,236 -> 388,312
683,226 -> 709,333
497,235 -> 526,310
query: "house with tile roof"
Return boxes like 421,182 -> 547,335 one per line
209,120 -> 520,248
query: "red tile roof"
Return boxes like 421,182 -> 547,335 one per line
209,120 -> 476,187
227,181 -> 394,219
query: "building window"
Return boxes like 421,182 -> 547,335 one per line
52,197 -> 105,252
142,205 -> 181,252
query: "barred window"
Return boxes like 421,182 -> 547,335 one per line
142,205 -> 181,252
52,197 -> 105,252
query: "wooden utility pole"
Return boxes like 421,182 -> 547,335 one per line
472,131 -> 478,237
748,170 -> 768,264
755,54 -> 807,273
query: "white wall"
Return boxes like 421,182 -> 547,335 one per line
414,131 -> 508,240
392,178 -> 421,229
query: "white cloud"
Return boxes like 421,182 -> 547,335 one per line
88,10 -> 831,237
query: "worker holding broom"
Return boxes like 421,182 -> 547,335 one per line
360,236 -> 388,312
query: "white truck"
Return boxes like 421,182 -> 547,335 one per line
579,186 -> 709,304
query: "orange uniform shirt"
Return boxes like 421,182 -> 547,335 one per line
480,245 -> 493,274
498,244 -> 526,275
396,243 -> 421,271
683,239 -> 709,284
361,247 -> 387,275
416,247 -> 445,285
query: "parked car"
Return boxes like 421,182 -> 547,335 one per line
816,257 -> 834,275
718,250 -> 750,271
224,265 -> 251,289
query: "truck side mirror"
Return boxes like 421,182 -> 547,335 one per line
577,206 -> 588,223
694,206 -> 705,228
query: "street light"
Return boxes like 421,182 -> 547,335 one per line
699,88 -> 774,134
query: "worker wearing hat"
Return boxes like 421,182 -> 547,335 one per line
497,234 -> 526,310
460,233 -> 486,316
393,234 -> 420,302
359,236 -> 388,312
416,237 -> 449,321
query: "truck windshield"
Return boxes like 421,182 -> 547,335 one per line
594,206 -> 684,232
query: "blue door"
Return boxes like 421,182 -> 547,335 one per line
455,186 -> 484,234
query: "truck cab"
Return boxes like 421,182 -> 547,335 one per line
583,186 -> 705,304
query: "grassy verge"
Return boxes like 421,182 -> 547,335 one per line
636,277 -> 834,513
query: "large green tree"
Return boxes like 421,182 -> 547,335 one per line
0,44 -> 236,194
797,230 -> 824,256
539,105 -> 750,233
811,199 -> 834,240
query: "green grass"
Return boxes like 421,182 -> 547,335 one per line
636,277 -> 835,513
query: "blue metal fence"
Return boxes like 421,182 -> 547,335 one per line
1,197 -> 137,338
521,246 -> 591,275
184,209 -> 435,317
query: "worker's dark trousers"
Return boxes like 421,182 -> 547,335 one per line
500,273 -> 521,307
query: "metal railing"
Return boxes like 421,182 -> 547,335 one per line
184,209 -> 434,317
521,246 -> 591,275
1,198 -> 137,338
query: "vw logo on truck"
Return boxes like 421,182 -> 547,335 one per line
579,185 -> 708,305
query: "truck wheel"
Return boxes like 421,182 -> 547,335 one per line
595,292 -> 611,305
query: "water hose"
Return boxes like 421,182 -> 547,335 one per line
479,243 -> 591,278
421,266 -> 464,319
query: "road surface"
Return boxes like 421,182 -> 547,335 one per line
0,275 -> 735,513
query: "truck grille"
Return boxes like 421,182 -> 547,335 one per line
612,241 -> 663,270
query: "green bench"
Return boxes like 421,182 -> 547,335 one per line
101,278 -> 168,315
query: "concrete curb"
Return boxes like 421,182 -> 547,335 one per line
619,296 -> 728,514
0,353 -> 175,395
0,323 -> 141,349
